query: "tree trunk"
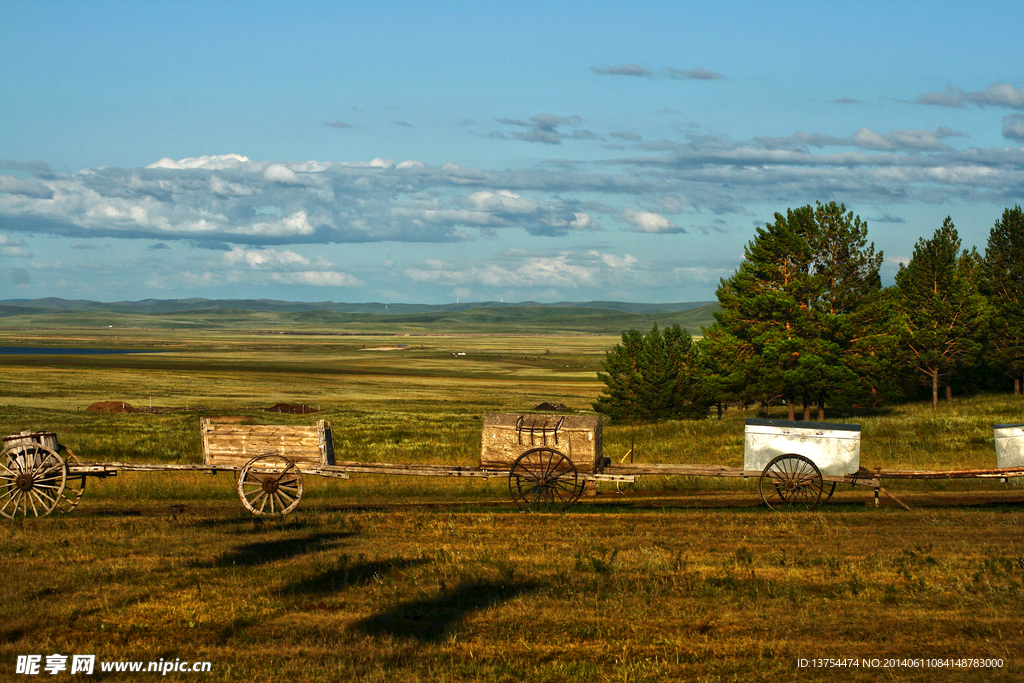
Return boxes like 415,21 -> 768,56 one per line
817,403 -> 825,420
716,402 -> 723,420
946,384 -> 953,401
787,401 -> 796,421
931,370 -> 939,408
1015,377 -> 1021,396
803,404 -> 811,421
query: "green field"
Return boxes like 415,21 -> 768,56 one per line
1,325 -> 1023,681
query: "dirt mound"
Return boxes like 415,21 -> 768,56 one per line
86,401 -> 137,413
534,401 -> 569,412
264,403 -> 319,414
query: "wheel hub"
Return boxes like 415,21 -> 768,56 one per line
261,478 -> 279,495
15,474 -> 34,491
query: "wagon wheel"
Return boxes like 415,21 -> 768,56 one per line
0,443 -> 67,520
55,449 -> 86,514
237,454 -> 303,516
759,454 -> 824,512
820,481 -> 837,503
508,447 -> 584,512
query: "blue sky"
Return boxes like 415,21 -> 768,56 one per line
1,0 -> 1023,303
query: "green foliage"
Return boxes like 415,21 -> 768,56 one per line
982,206 -> 1024,392
593,324 -> 712,421
708,201 -> 888,416
894,217 -> 986,407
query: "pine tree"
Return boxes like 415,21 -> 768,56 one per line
714,206 -> 815,419
712,202 -> 886,419
981,206 -> 1024,395
894,217 -> 985,407
594,324 -> 711,421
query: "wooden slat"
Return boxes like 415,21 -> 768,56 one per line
605,462 -> 880,487
878,466 -> 1024,479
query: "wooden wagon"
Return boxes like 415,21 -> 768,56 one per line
0,413 -> 631,519
2,415 -> 1022,519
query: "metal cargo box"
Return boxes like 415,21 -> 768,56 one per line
743,419 -> 860,477
481,413 -> 602,472
993,423 -> 1024,469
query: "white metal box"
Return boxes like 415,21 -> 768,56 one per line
743,419 -> 861,477
993,423 -> 1024,469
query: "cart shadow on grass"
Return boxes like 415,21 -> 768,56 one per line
199,531 -> 353,567
284,556 -> 428,596
352,580 -> 541,643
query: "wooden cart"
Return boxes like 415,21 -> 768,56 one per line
2,416 -> 1022,519
0,414 -> 632,519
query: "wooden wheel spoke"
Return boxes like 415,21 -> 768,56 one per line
508,447 -> 579,513
760,454 -> 822,512
237,455 -> 302,516
32,487 -> 59,507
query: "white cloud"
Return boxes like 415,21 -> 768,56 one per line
1,246 -> 30,257
589,251 -> 637,268
1004,113 -> 1024,141
665,67 -> 724,80
29,260 -> 63,270
917,83 -> 1024,109
263,164 -> 303,185
148,154 -> 252,170
222,247 -> 313,269
405,249 -> 642,291
622,208 -> 684,234
269,271 -> 363,287
591,63 -> 651,77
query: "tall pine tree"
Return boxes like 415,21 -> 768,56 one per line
712,206 -> 815,419
982,206 -> 1024,395
894,217 -> 984,407
710,202 -> 885,419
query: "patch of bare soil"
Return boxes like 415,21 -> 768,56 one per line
85,401 -> 137,413
263,403 -> 319,414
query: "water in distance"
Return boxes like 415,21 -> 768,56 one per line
0,346 -> 161,355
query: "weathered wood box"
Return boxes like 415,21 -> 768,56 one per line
3,430 -> 60,453
200,418 -> 334,469
480,413 -> 602,472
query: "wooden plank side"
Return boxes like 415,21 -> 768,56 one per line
202,422 -> 328,467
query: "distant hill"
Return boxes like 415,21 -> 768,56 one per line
0,297 -> 713,315
0,298 -> 720,335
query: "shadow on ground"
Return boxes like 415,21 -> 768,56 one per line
353,580 -> 540,643
285,557 -> 428,595
201,531 -> 353,567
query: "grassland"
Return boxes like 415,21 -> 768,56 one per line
1,325 -> 1023,681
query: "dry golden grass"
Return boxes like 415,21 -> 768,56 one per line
1,328 -> 1023,681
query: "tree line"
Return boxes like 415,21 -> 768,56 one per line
594,203 -> 1024,421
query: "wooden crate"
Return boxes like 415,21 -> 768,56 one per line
200,419 -> 334,469
480,413 -> 602,473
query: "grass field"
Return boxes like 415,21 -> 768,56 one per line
1,326 -> 1023,681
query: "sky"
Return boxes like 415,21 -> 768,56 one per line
1,0 -> 1023,304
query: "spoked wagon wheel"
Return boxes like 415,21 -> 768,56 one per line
759,454 -> 824,512
237,454 -> 303,516
0,444 -> 67,520
56,450 -> 86,514
508,447 -> 584,512
820,481 -> 837,504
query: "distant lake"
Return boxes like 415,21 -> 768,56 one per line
0,346 -> 161,355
